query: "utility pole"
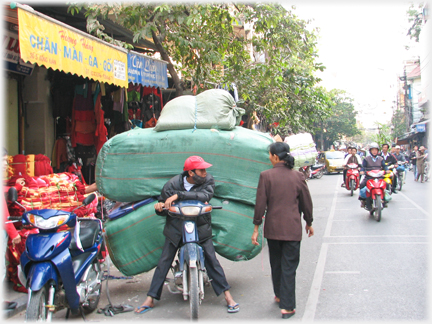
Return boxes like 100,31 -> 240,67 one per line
401,67 -> 411,133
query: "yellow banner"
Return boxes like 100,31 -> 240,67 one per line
18,8 -> 128,88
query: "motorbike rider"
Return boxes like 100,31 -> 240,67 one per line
381,143 -> 398,194
393,145 -> 406,183
358,143 -> 389,211
135,156 -> 239,314
341,146 -> 362,187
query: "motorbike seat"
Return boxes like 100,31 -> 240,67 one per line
310,164 -> 323,171
69,220 -> 101,251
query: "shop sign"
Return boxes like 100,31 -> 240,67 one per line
17,8 -> 128,88
3,29 -> 35,76
415,124 -> 426,132
128,52 -> 168,89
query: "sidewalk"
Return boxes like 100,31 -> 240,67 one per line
3,280 -> 27,319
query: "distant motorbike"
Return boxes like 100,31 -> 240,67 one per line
309,163 -> 325,179
364,170 -> 387,222
345,163 -> 360,196
7,188 -> 103,321
163,200 -> 222,320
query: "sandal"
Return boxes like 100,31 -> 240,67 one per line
227,303 -> 240,313
281,309 -> 295,319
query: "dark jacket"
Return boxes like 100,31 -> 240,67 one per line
253,163 -> 313,241
157,173 -> 215,246
381,152 -> 397,166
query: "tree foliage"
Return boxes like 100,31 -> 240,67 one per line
407,2 -> 424,42
314,90 -> 360,147
68,2 -> 332,132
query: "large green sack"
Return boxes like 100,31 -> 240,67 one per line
96,127 -> 273,205
153,89 -> 245,132
104,202 -> 166,276
211,197 -> 265,261
104,198 -> 265,276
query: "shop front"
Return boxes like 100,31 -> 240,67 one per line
4,4 -> 168,185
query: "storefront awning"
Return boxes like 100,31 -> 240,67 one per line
15,4 -> 128,88
127,51 -> 168,89
396,132 -> 417,145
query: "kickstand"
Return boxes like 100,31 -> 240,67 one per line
65,308 -> 70,319
80,305 -> 87,321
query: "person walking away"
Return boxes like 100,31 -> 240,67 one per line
341,146 -> 362,187
358,143 -> 388,211
381,143 -> 398,194
251,142 -> 314,319
2,148 -> 21,310
135,156 -> 239,314
410,146 -> 418,179
416,146 -> 427,182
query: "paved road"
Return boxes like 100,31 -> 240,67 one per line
7,171 -> 430,321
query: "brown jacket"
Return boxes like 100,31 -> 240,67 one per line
253,163 -> 313,241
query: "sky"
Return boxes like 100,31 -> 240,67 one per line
284,0 -> 423,129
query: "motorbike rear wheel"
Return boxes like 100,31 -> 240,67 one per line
82,260 -> 102,313
316,169 -> 324,179
189,267 -> 199,320
374,196 -> 382,222
26,285 -> 49,321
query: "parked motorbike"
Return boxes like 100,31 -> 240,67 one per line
7,187 -> 103,321
345,163 -> 360,196
163,200 -> 221,320
309,163 -> 325,179
364,170 -> 387,222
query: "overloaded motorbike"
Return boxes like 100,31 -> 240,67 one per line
163,200 -> 221,320
345,163 -> 360,196
362,170 -> 388,222
7,188 -> 103,321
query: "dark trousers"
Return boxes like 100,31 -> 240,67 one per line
147,238 -> 230,300
343,169 -> 347,183
268,239 -> 300,311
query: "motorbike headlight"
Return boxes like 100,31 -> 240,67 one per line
28,213 -> 69,230
180,206 -> 201,216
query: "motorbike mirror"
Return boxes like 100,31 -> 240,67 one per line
82,193 -> 96,206
8,187 -> 18,203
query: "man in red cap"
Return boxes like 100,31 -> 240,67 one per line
135,156 -> 239,315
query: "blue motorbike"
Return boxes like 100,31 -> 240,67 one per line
7,187 -> 103,321
163,200 -> 221,320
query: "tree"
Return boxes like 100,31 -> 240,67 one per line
69,3 -> 331,130
69,3 -> 250,97
314,90 -> 360,149
407,2 -> 425,42
371,123 -> 393,147
390,108 -> 407,142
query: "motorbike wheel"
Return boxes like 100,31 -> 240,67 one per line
26,285 -> 49,321
350,179 -> 354,196
82,260 -> 102,313
189,267 -> 199,320
374,196 -> 382,222
316,169 -> 324,179
398,174 -> 403,191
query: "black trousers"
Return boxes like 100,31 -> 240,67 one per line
268,239 -> 300,311
147,238 -> 230,300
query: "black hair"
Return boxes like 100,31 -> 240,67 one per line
181,169 -> 195,177
268,142 -> 295,169
382,143 -> 390,149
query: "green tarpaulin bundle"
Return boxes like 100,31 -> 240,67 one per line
153,89 -> 245,132
96,126 -> 274,205
104,197 -> 265,276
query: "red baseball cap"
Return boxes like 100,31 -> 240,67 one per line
183,156 -> 213,171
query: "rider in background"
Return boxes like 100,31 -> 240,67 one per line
393,145 -> 406,184
341,146 -> 362,187
358,143 -> 388,211
380,143 -> 398,194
